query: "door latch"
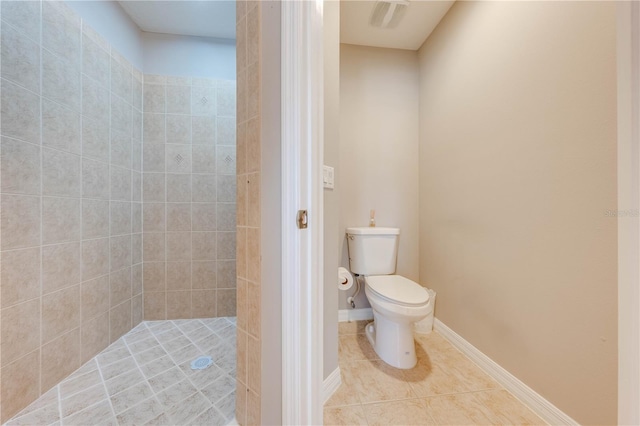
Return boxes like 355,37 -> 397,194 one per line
296,210 -> 308,229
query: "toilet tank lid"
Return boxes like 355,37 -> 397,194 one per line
346,227 -> 400,235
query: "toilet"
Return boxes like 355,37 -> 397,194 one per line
346,227 -> 430,369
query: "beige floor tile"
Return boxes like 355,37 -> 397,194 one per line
338,334 -> 378,363
324,367 -> 362,407
442,350 -> 499,391
404,358 -> 470,397
424,392 -> 496,425
473,390 -> 546,425
362,398 -> 435,426
344,359 -> 416,403
324,405 -> 368,426
338,320 -> 370,335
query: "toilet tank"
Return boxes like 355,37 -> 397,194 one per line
345,227 -> 400,275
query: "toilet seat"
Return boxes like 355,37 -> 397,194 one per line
366,275 -> 430,307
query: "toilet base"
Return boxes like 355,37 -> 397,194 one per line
365,310 -> 418,369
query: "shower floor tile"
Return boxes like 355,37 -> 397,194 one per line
325,321 -> 546,425
5,318 -> 237,426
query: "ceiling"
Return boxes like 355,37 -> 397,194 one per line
341,0 -> 455,50
118,1 -> 236,40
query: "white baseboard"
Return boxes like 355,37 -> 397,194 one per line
434,319 -> 578,426
323,367 -> 342,404
338,308 -> 373,322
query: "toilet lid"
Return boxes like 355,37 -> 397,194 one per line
366,275 -> 430,306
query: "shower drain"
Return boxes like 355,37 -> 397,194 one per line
190,356 -> 213,370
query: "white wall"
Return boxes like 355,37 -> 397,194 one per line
67,1 -> 236,81
339,44 -> 420,310
67,0 -> 144,68
418,2 -> 617,423
323,0 -> 340,379
143,32 -> 236,80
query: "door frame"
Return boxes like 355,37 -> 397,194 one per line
617,1 -> 640,423
281,0 -> 325,425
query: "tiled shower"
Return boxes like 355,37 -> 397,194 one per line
0,1 -> 238,422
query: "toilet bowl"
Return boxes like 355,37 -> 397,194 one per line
364,274 -> 430,369
345,226 -> 430,369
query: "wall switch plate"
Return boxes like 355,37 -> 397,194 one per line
323,165 -> 334,189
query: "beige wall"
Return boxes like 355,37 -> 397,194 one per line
141,74 -> 237,321
0,1 -> 143,420
339,44 -> 420,309
418,2 -> 617,424
323,0 -> 340,379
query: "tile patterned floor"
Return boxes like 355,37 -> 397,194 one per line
324,321 -> 546,425
5,318 -> 237,426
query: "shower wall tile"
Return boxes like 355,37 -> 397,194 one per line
81,275 -> 110,322
1,298 -> 41,366
166,291 -> 191,319
1,79 -> 41,144
42,196 -> 81,244
82,158 -> 109,200
1,23 -> 41,93
83,199 -> 110,239
0,4 -> 143,419
82,117 -> 110,162
1,137 -> 41,195
42,148 -> 81,197
166,203 -> 191,231
82,33 -> 109,86
144,83 -> 166,113
165,144 -> 192,173
0,350 -> 41,423
42,242 -> 81,295
1,194 -> 41,250
42,49 -> 81,111
81,238 -> 110,281
166,232 -> 191,261
111,129 -> 132,169
111,56 -> 132,102
42,0 -> 81,66
192,145 -> 217,173
143,172 -> 165,201
166,114 -> 191,144
143,113 -> 165,144
82,75 -> 110,122
1,1 -> 41,42
41,328 -> 80,391
166,85 -> 191,114
41,285 -> 80,344
192,116 -> 216,144
110,166 -> 132,201
236,1 -> 261,420
193,261 -> 216,290
80,312 -> 109,362
167,174 -> 192,202
1,248 -> 41,307
110,201 -> 132,236
217,116 -> 236,146
142,74 -> 236,322
193,174 -> 217,202
42,99 -> 81,154
191,86 -> 216,116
